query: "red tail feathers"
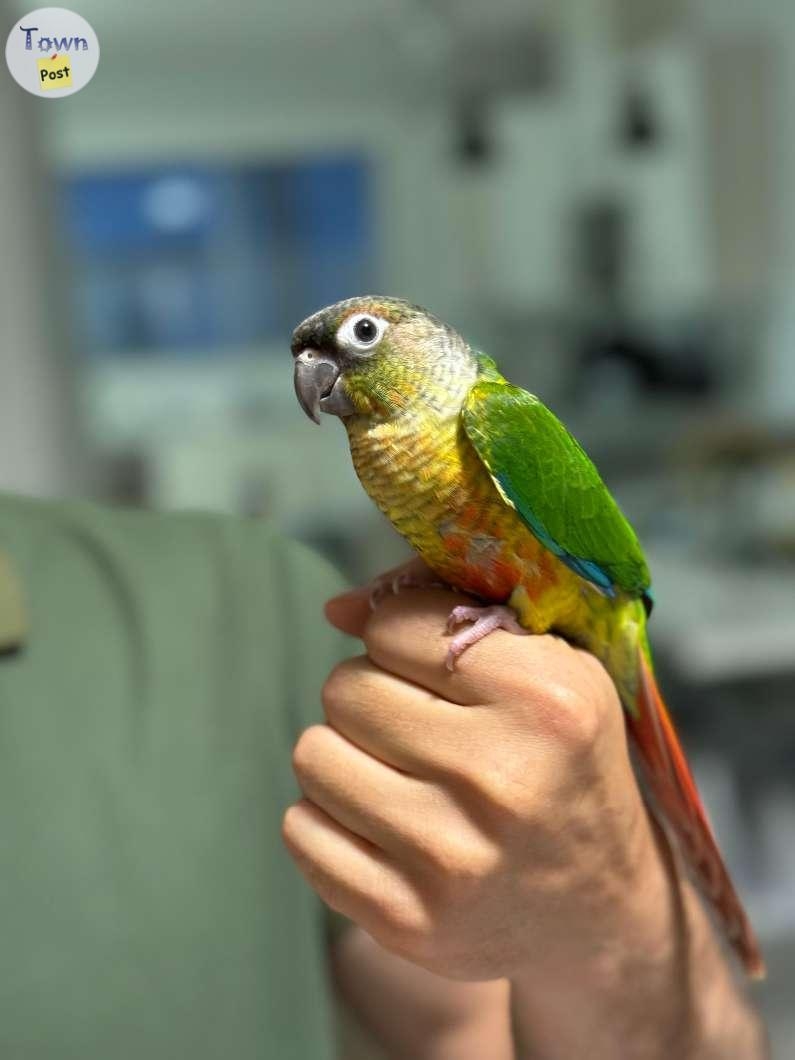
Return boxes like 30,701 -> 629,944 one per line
628,651 -> 765,979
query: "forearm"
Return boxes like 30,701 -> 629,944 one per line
509,820 -> 768,1060
332,926 -> 513,1059
303,591 -> 768,1058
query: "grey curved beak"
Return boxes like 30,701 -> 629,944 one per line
293,349 -> 355,423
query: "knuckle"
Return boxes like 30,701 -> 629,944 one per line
541,680 -> 603,751
475,767 -> 526,821
470,767 -> 541,840
320,658 -> 359,717
423,830 -> 498,886
321,656 -> 383,722
377,893 -> 432,955
424,834 -> 467,878
291,725 -> 327,778
446,750 -> 529,822
281,801 -> 305,846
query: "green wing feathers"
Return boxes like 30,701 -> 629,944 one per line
462,380 -> 651,600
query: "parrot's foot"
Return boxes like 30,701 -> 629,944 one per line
368,565 -> 447,612
445,605 -> 528,671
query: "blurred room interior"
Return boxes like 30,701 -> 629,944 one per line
1,0 -> 794,1053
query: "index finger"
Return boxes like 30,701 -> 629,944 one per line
361,589 -> 541,707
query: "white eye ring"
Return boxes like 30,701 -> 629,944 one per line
336,313 -> 389,354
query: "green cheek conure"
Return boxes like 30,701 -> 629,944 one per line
291,295 -> 764,979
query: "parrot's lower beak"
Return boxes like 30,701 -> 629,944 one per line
293,350 -> 355,423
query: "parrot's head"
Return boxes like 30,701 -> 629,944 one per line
291,295 -> 478,425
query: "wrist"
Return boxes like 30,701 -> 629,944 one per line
508,814 -> 768,1060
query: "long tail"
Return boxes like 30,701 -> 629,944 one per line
628,647 -> 765,979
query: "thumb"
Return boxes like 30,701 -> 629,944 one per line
324,584 -> 371,637
324,557 -> 434,637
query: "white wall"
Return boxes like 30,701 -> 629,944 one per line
0,0 -> 83,495
694,0 -> 795,420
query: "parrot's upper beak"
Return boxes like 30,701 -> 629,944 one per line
293,349 -> 355,424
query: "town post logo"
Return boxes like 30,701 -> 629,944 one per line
5,7 -> 99,98
37,53 -> 72,90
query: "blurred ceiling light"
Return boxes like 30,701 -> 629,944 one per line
142,176 -> 209,233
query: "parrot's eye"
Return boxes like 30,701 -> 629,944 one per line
337,312 -> 388,354
353,317 -> 377,343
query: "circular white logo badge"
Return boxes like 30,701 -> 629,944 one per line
5,7 -> 99,98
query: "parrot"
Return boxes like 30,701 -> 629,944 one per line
291,294 -> 764,979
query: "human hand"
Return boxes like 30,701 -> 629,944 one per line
282,572 -> 670,984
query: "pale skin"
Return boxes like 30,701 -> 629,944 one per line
282,563 -> 769,1059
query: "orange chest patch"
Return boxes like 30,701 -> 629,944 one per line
428,511 -> 568,604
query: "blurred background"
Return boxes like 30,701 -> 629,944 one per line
2,0 -> 794,1053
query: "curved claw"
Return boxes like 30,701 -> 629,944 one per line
368,568 -> 447,611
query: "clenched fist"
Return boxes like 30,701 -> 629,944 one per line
282,578 -> 670,984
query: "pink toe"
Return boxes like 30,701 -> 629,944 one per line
444,604 -> 528,669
